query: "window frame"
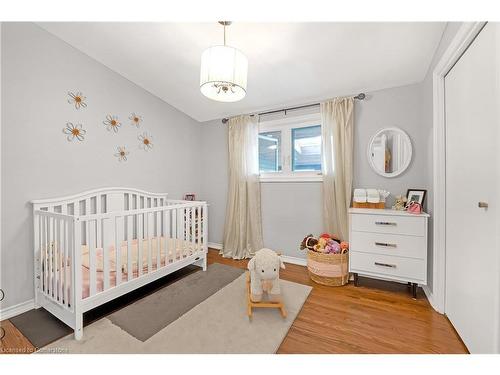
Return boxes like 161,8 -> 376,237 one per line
259,113 -> 323,183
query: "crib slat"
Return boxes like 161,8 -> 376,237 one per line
138,213 -> 143,277
38,215 -> 43,293
49,216 -> 54,297
172,208 -> 178,261
57,218 -> 63,302
88,220 -> 97,296
162,209 -> 167,265
185,207 -> 190,256
42,216 -> 47,294
198,206 -> 202,253
47,216 -> 51,297
102,218 -> 111,291
202,204 -> 207,253
156,211 -> 161,268
115,216 -> 123,286
63,220 -> 68,307
127,214 -> 133,281
190,207 -> 194,254
183,208 -> 187,257
96,195 -> 102,250
147,212 -> 153,272
179,208 -> 184,258
55,219 -> 63,306
55,218 -> 60,301
35,213 -> 41,296
46,216 -> 50,295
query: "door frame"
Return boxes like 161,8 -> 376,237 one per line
431,22 -> 486,313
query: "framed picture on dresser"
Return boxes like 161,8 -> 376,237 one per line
406,189 -> 427,207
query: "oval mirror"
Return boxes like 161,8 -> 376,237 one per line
367,127 -> 412,178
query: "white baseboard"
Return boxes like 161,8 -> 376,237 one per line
207,242 -> 307,267
281,255 -> 307,267
207,242 -> 223,250
422,285 -> 442,313
0,299 -> 35,320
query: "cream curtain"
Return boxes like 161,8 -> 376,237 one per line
320,98 -> 354,240
222,115 -> 264,259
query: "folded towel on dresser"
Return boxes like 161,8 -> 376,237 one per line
366,189 -> 380,203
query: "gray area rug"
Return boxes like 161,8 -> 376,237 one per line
9,308 -> 72,348
108,263 -> 244,341
11,264 -> 234,347
44,274 -> 312,353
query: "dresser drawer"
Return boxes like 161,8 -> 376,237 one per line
350,252 -> 426,281
350,213 -> 426,236
350,231 -> 426,259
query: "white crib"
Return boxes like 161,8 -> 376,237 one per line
32,187 -> 208,340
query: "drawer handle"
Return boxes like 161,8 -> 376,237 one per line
375,242 -> 397,248
375,221 -> 397,226
374,262 -> 396,268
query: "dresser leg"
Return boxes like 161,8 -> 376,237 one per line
411,283 -> 417,299
353,273 -> 359,287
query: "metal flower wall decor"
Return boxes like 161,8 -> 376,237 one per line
62,90 -> 157,162
63,122 -> 86,142
67,91 -> 87,109
129,113 -> 143,127
114,146 -> 130,162
103,115 -> 121,133
138,132 -> 153,151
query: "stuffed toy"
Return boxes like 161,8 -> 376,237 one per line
248,248 -> 285,302
300,234 -> 318,251
392,195 -> 408,211
300,234 -> 349,254
325,239 -> 341,254
314,237 -> 327,253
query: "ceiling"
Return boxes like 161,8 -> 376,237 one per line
38,22 -> 446,122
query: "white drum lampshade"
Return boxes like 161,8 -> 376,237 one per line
200,45 -> 248,102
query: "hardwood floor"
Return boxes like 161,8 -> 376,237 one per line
207,249 -> 468,354
0,320 -> 36,354
1,248 -> 467,354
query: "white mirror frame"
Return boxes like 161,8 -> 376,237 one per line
367,127 -> 412,178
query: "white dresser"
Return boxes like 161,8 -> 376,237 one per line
349,208 -> 429,298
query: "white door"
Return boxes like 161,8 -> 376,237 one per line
445,22 -> 499,353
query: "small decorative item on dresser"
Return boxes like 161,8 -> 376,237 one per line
352,188 -> 386,209
407,201 -> 422,214
300,234 -> 349,286
406,189 -> 427,207
184,193 -> 196,201
392,195 -> 408,210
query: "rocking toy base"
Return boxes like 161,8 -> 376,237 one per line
246,272 -> 287,320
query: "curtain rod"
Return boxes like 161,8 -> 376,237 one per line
221,93 -> 366,124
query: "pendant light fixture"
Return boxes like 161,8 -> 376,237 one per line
200,21 -> 248,102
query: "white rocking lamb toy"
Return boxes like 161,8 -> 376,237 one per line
246,248 -> 287,319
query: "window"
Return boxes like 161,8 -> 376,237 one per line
292,125 -> 322,171
259,131 -> 282,172
258,113 -> 323,182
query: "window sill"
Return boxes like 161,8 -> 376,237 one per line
259,174 -> 323,183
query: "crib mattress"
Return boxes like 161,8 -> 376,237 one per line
81,237 -> 199,299
41,237 -> 200,300
81,252 -> 192,299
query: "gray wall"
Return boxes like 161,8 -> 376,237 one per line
200,82 -> 431,261
0,23 -> 202,310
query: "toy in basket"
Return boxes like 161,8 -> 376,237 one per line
246,248 -> 287,320
300,233 -> 349,286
